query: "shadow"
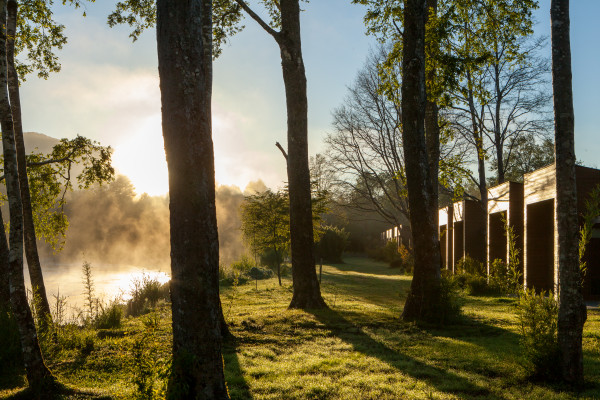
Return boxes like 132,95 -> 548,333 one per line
308,307 -> 508,400
4,383 -> 114,399
223,341 -> 254,400
320,269 -> 412,308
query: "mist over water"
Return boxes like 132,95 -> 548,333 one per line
33,175 -> 268,308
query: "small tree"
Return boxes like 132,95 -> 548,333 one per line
241,189 -> 290,286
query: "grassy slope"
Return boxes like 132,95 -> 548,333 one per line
2,256 -> 600,399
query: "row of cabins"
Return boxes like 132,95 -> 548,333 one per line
438,163 -> 600,300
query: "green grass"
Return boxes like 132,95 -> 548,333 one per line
2,256 -> 600,399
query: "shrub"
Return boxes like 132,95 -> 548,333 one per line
127,274 -> 170,317
247,266 -> 274,280
94,303 -> 123,329
316,226 -> 349,263
455,255 -> 486,277
230,255 -> 256,274
516,289 -> 560,380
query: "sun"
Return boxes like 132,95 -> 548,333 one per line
112,115 -> 169,197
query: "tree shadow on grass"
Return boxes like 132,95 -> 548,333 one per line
4,383 -> 114,400
223,341 -> 254,400
308,307 -> 508,400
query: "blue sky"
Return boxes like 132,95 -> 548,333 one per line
18,0 -> 600,195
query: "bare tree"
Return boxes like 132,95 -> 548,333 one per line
551,0 -> 586,385
327,50 -> 408,227
156,0 -> 229,396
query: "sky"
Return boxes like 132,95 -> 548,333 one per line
18,0 -> 600,196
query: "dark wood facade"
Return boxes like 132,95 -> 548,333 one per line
487,181 -> 524,275
432,163 -> 600,300
524,163 -> 600,300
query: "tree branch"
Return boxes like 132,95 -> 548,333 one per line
233,0 -> 281,42
275,141 -> 288,161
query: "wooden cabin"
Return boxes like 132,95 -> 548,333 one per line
452,199 -> 486,270
524,163 -> 600,299
439,205 -> 453,270
487,182 -> 524,275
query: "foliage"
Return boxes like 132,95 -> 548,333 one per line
94,302 -> 123,330
241,189 -> 290,273
15,0 -> 95,80
1,135 -> 115,251
516,289 -> 560,380
82,261 -> 95,321
106,0 -> 244,58
316,225 -> 349,264
455,255 -> 486,277
132,313 -> 169,400
127,274 -> 170,317
579,184 -> 600,287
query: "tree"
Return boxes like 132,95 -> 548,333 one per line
326,48 -> 469,227
489,134 -> 554,183
0,0 -> 54,391
241,189 -> 290,286
400,0 -> 443,321
0,0 -> 113,327
551,0 -> 586,385
156,0 -> 229,397
231,0 -> 326,309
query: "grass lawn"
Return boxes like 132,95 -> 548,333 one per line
1,256 -> 599,399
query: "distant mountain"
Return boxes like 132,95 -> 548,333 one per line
23,132 -> 60,155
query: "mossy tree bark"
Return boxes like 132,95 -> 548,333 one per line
400,0 -> 442,321
156,0 -> 229,398
551,0 -> 586,385
0,0 -> 54,390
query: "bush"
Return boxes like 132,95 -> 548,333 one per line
230,255 -> 256,274
316,226 -> 349,263
455,255 -> 486,277
127,274 -> 170,317
247,266 -> 274,280
516,289 -> 560,380
94,303 -> 123,329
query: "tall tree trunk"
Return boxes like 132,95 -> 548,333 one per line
401,0 -> 441,321
494,63 -> 505,184
280,0 -> 326,309
156,0 -> 229,398
0,209 -> 11,310
0,0 -> 54,390
6,0 -> 53,327
551,0 -> 586,385
425,0 -> 440,234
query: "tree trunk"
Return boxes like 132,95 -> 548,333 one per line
551,0 -> 586,385
400,0 -> 442,321
0,209 -> 11,310
425,0 -> 439,235
6,0 -> 53,327
156,0 -> 229,398
279,0 -> 326,309
0,0 -> 54,390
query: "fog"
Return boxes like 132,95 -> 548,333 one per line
39,175 -> 265,268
